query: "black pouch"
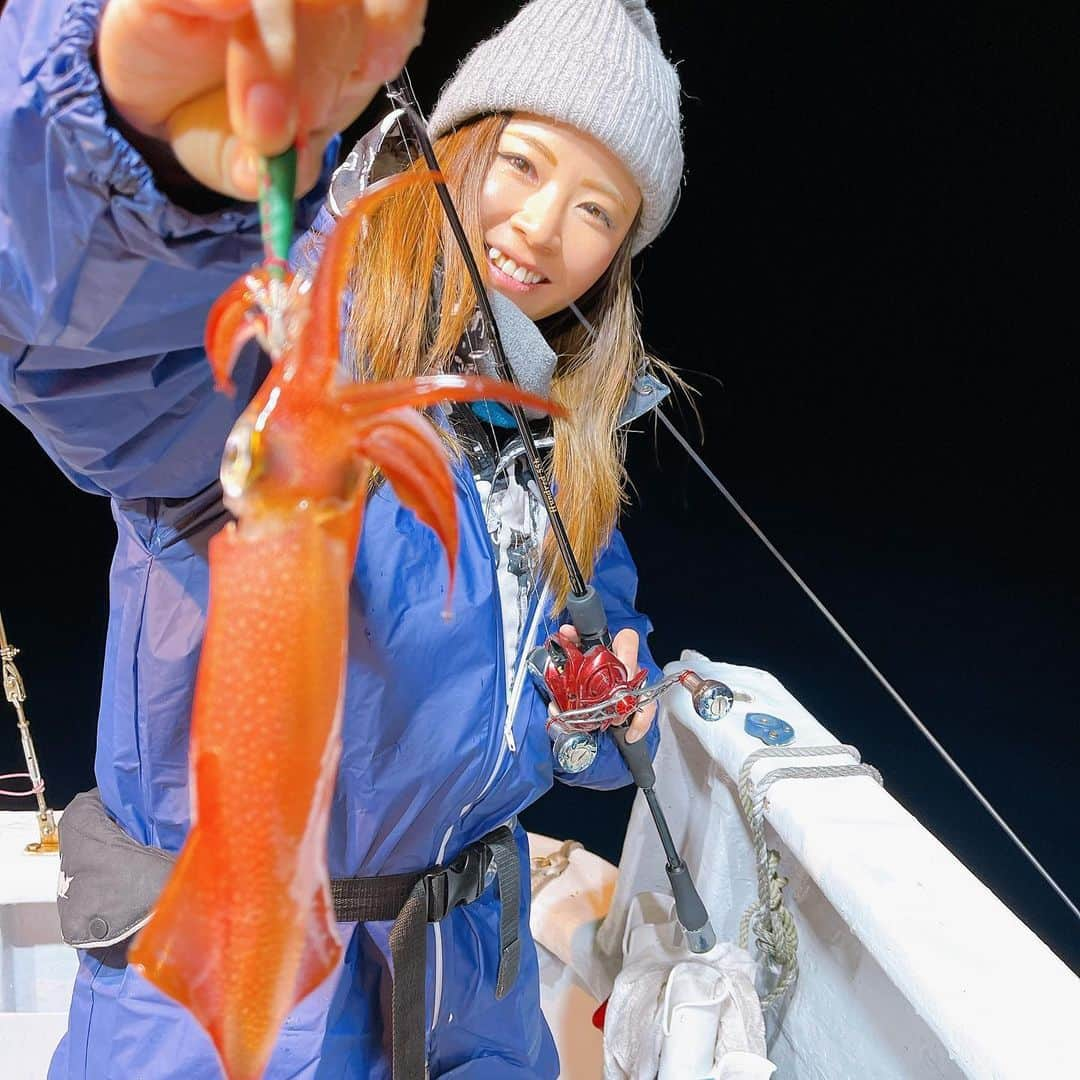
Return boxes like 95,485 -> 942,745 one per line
57,789 -> 175,962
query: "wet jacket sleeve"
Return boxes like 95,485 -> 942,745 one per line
553,527 -> 663,791
0,0 -> 334,500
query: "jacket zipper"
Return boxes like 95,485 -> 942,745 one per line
430,460 -> 506,1034
502,582 -> 549,752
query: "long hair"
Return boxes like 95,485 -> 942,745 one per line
344,113 -> 687,611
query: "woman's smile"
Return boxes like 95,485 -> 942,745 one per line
487,244 -> 550,292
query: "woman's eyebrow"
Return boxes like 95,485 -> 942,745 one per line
581,177 -> 627,213
504,131 -> 558,167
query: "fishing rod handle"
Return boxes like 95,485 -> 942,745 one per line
666,861 -> 717,954
610,722 -> 655,790
613,728 -> 717,954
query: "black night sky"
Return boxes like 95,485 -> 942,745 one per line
2,3 -> 1076,976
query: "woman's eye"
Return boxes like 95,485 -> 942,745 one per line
500,153 -> 532,176
583,203 -> 614,229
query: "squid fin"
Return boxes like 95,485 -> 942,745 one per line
128,823 -> 235,1059
290,882 -> 343,1009
128,751 -> 233,1066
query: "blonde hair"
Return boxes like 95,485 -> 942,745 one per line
344,113 -> 688,611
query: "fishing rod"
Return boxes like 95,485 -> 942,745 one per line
382,73 -> 725,954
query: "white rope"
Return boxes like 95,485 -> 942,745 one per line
736,745 -> 883,1009
0,772 -> 44,798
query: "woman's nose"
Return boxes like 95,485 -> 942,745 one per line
511,189 -> 562,252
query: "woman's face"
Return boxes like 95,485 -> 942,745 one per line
479,114 -> 642,320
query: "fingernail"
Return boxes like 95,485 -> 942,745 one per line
244,81 -> 294,143
626,731 -> 640,744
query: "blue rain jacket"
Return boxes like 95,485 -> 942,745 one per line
0,2 -> 663,1077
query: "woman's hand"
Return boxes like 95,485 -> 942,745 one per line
557,624 -> 658,744
98,0 -> 426,201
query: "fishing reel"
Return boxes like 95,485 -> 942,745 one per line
529,630 -> 749,773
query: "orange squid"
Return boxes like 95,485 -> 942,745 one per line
128,170 -> 564,1080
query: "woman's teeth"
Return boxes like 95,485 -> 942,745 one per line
488,247 -> 545,285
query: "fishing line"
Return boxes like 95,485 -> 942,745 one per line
656,408 -> 1078,920
574,302 -> 1080,921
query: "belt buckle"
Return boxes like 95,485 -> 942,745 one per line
425,844 -> 489,922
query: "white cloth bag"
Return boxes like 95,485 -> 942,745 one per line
602,891 -> 775,1080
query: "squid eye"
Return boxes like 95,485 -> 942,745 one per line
221,422 -> 257,500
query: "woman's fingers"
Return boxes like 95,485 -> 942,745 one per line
226,8 -> 299,156
611,628 -> 656,744
611,627 -> 639,674
227,3 -> 369,156
352,0 -> 428,83
552,624 -> 655,742
168,88 -> 256,201
100,0 -> 427,198
250,0 -> 297,74
625,701 -> 657,744
98,0 -> 230,136
168,87 -> 332,199
320,73 -> 386,140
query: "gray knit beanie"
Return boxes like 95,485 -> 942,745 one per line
428,0 -> 683,255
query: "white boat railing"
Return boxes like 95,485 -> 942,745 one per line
582,651 -> 1080,1079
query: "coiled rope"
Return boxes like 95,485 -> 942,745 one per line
736,744 -> 883,1008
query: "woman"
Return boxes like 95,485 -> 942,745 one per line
0,0 -> 684,1076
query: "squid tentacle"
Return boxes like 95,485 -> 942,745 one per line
336,373 -> 563,420
351,405 -> 462,595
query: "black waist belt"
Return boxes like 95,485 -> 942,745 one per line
330,823 -> 521,1080
54,789 -> 518,1078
